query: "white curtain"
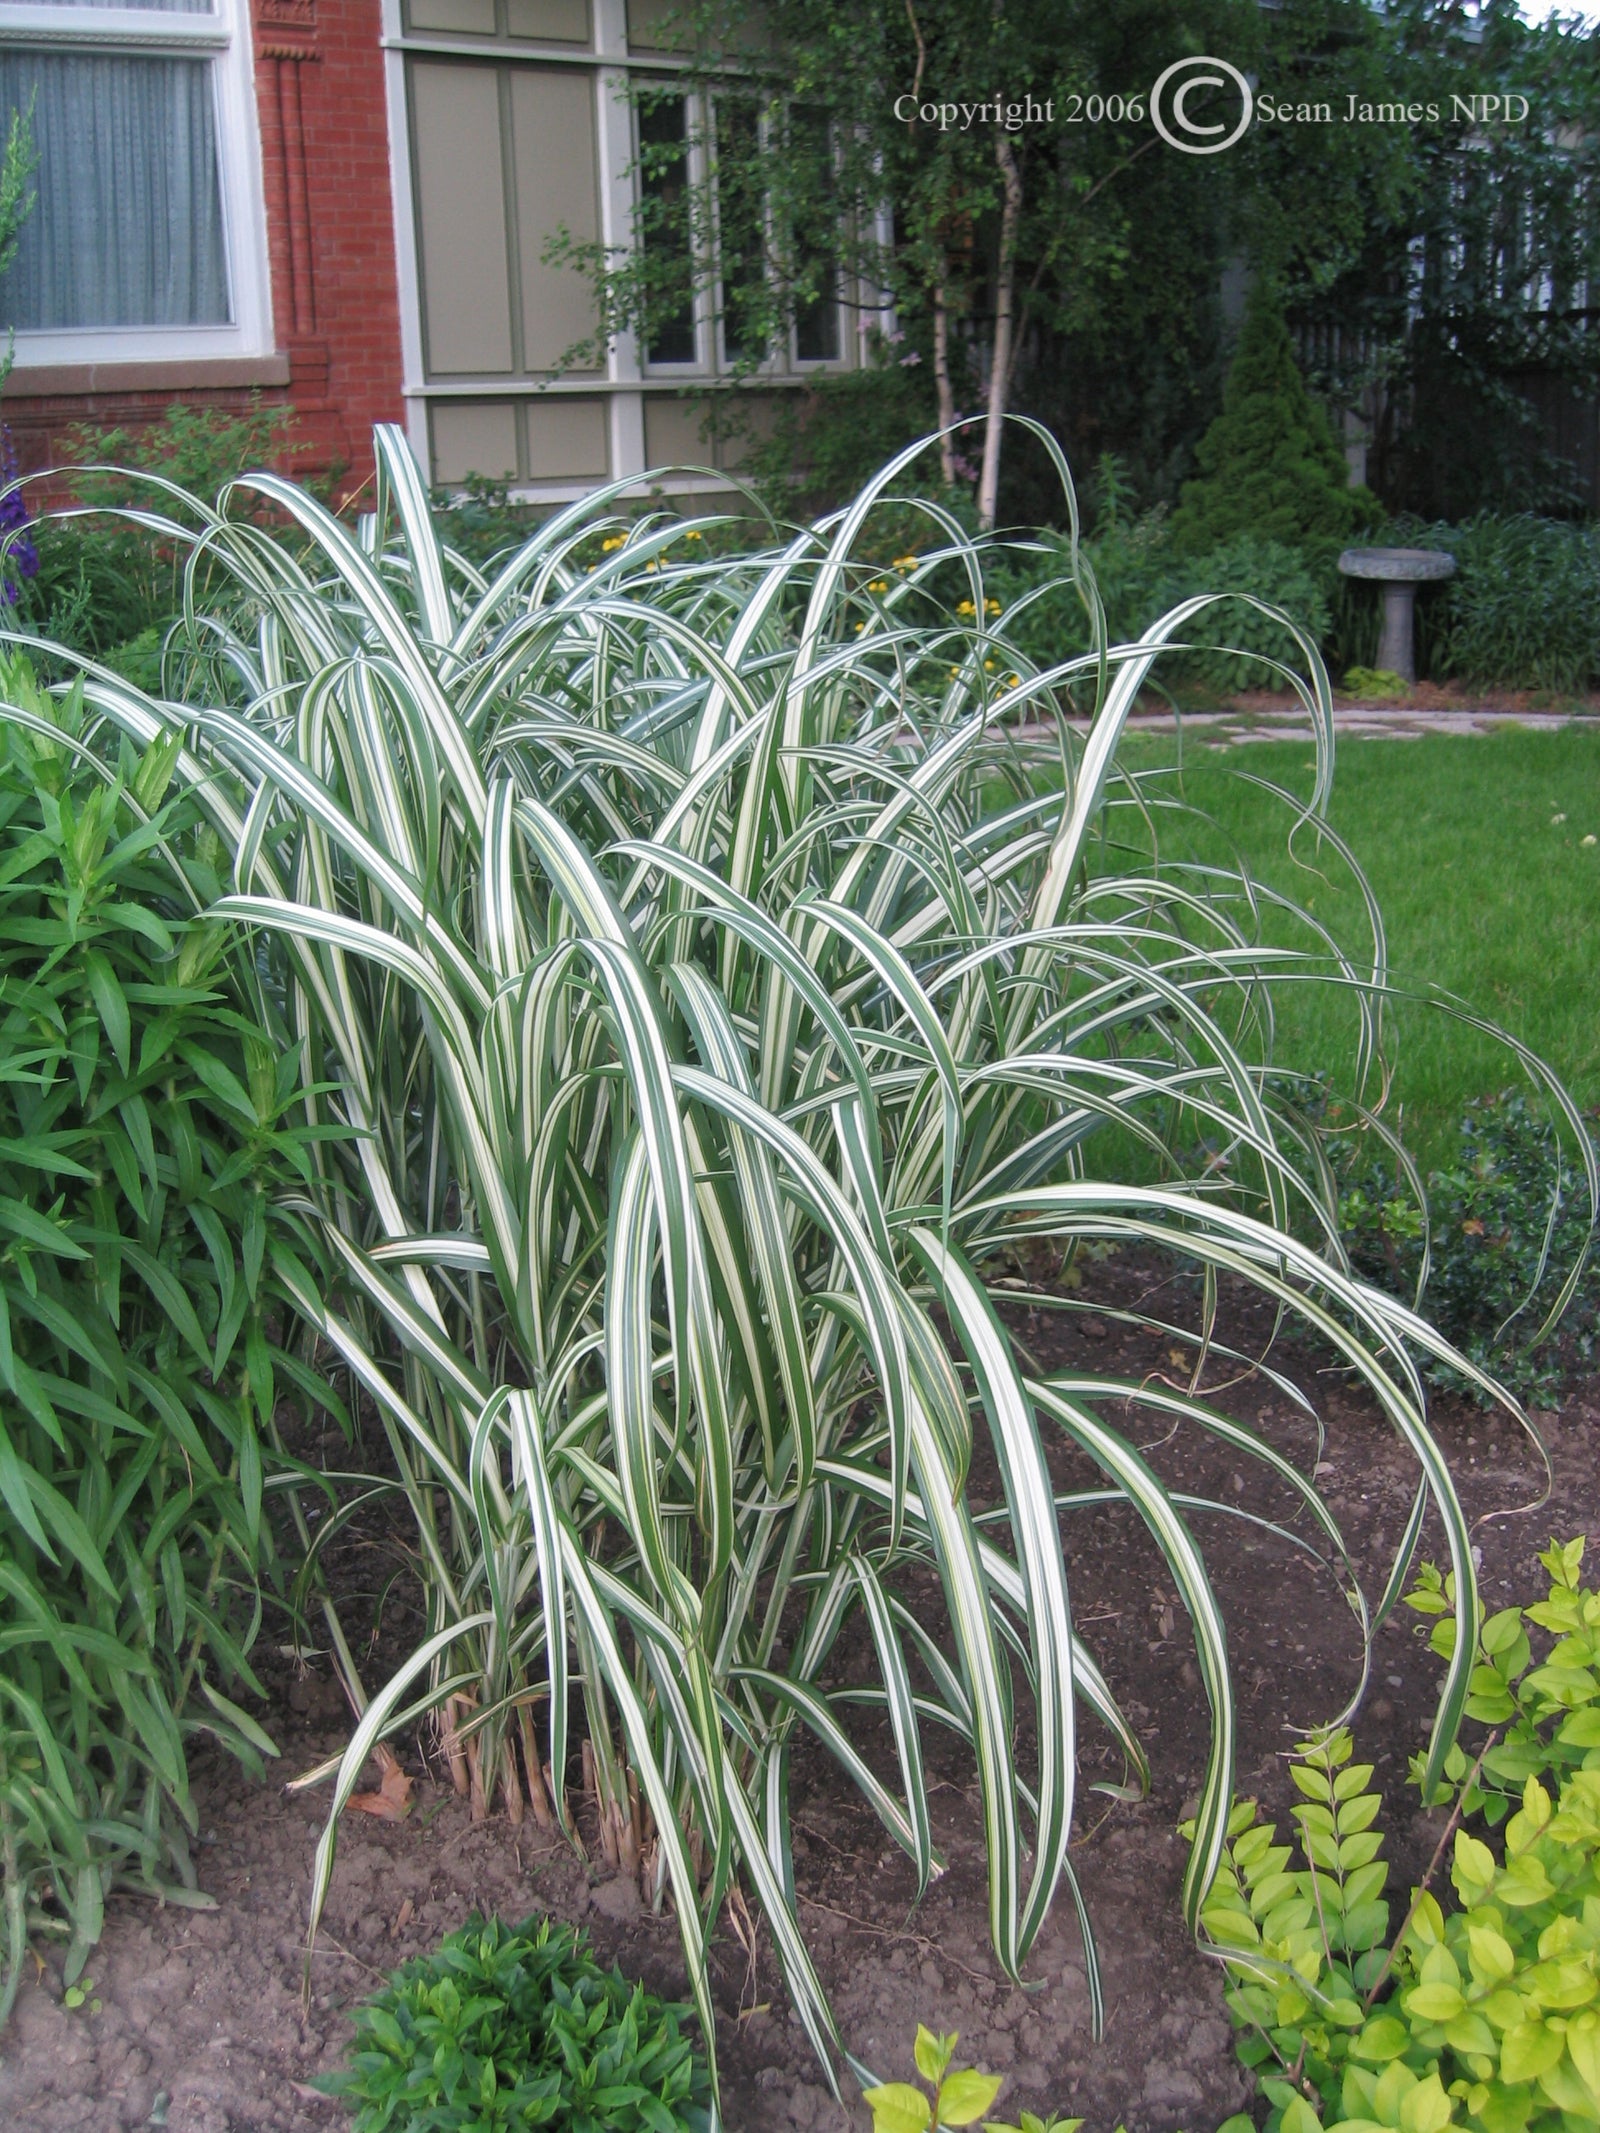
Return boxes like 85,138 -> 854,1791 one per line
25,2 -> 213,13
0,49 -> 230,328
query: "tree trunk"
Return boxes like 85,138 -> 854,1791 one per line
933,269 -> 957,487
976,129 -> 1023,531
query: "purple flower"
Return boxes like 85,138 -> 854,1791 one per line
0,428 -> 37,603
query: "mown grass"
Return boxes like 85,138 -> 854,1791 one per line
1110,721 -> 1600,1163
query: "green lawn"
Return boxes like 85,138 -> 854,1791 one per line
1103,722 -> 1600,1164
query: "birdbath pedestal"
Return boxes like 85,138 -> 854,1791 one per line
1337,546 -> 1456,686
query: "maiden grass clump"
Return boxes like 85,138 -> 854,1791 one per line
7,422 -> 1587,2108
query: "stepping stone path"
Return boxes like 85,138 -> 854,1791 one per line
1062,699 -> 1585,744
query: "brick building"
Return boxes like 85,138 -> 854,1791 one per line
0,0 -> 867,504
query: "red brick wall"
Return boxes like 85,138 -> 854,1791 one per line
2,0 -> 406,506
253,0 -> 405,498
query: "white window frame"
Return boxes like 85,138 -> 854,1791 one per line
0,0 -> 274,367
635,78 -> 710,378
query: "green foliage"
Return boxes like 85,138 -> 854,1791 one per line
20,397 -> 300,681
1404,1539 -> 1600,1828
861,2023 -> 1080,2133
989,520 -> 1332,698
1184,1728 -> 1393,2129
1170,278 -> 1368,557
1193,1541 -> 1600,2133
1426,518 -> 1600,695
1342,670 -> 1408,702
1156,536 -> 1335,696
1340,1091 -> 1600,1407
319,1913 -> 711,2132
0,651 -> 338,2023
430,473 -> 550,572
0,94 -> 37,398
740,349 -> 946,520
863,2025 -> 1003,2133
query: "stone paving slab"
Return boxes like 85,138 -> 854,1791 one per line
1064,703 -> 1587,743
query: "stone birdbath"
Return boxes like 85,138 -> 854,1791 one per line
1337,546 -> 1456,686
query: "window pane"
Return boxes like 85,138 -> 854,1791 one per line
794,266 -> 840,362
638,92 -> 694,364
716,99 -> 766,365
0,51 -> 229,328
792,106 -> 839,362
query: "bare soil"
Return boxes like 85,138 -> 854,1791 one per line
2,1251 -> 1595,2133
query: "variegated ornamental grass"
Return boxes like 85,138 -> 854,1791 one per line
8,425 -> 1585,2110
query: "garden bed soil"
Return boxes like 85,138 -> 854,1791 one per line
1,1252 -> 1594,2133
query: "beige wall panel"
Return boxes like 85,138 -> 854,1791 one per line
717,391 -> 781,470
431,401 -> 521,484
411,62 -> 514,377
510,69 -> 600,373
526,397 -> 608,479
625,0 -> 685,52
643,395 -> 711,470
505,0 -> 591,40
408,0 -> 496,34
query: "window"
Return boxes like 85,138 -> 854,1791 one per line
636,89 -> 847,380
637,90 -> 696,366
0,0 -> 272,365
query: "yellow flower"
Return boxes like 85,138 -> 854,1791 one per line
854,620 -> 866,633
867,579 -> 889,595
1007,673 -> 1021,687
893,554 -> 918,571
956,598 -> 976,617
601,534 -> 627,552
984,658 -> 996,671
684,529 -> 702,540
645,560 -> 658,572
985,597 -> 1002,616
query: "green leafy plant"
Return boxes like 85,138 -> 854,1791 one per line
319,1912 -> 711,2132
1154,534 -> 1334,697
1195,1541 -> 1600,2133
0,650 -> 339,2021
1428,516 -> 1600,695
863,2025 -> 1005,2132
20,397 -> 301,683
862,2022 -> 1085,2133
988,521 -> 1333,701
1340,1092 -> 1600,1407
16,422 -> 1572,2108
1186,1728 -> 1395,2130
1341,669 -> 1408,702
1404,1538 -> 1600,1827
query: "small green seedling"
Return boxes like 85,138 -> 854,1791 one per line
862,2024 -> 1084,2133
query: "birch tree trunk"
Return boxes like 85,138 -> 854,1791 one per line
976,129 -> 1023,531
933,271 -> 957,487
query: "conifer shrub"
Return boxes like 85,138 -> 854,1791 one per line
1169,277 -> 1373,556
